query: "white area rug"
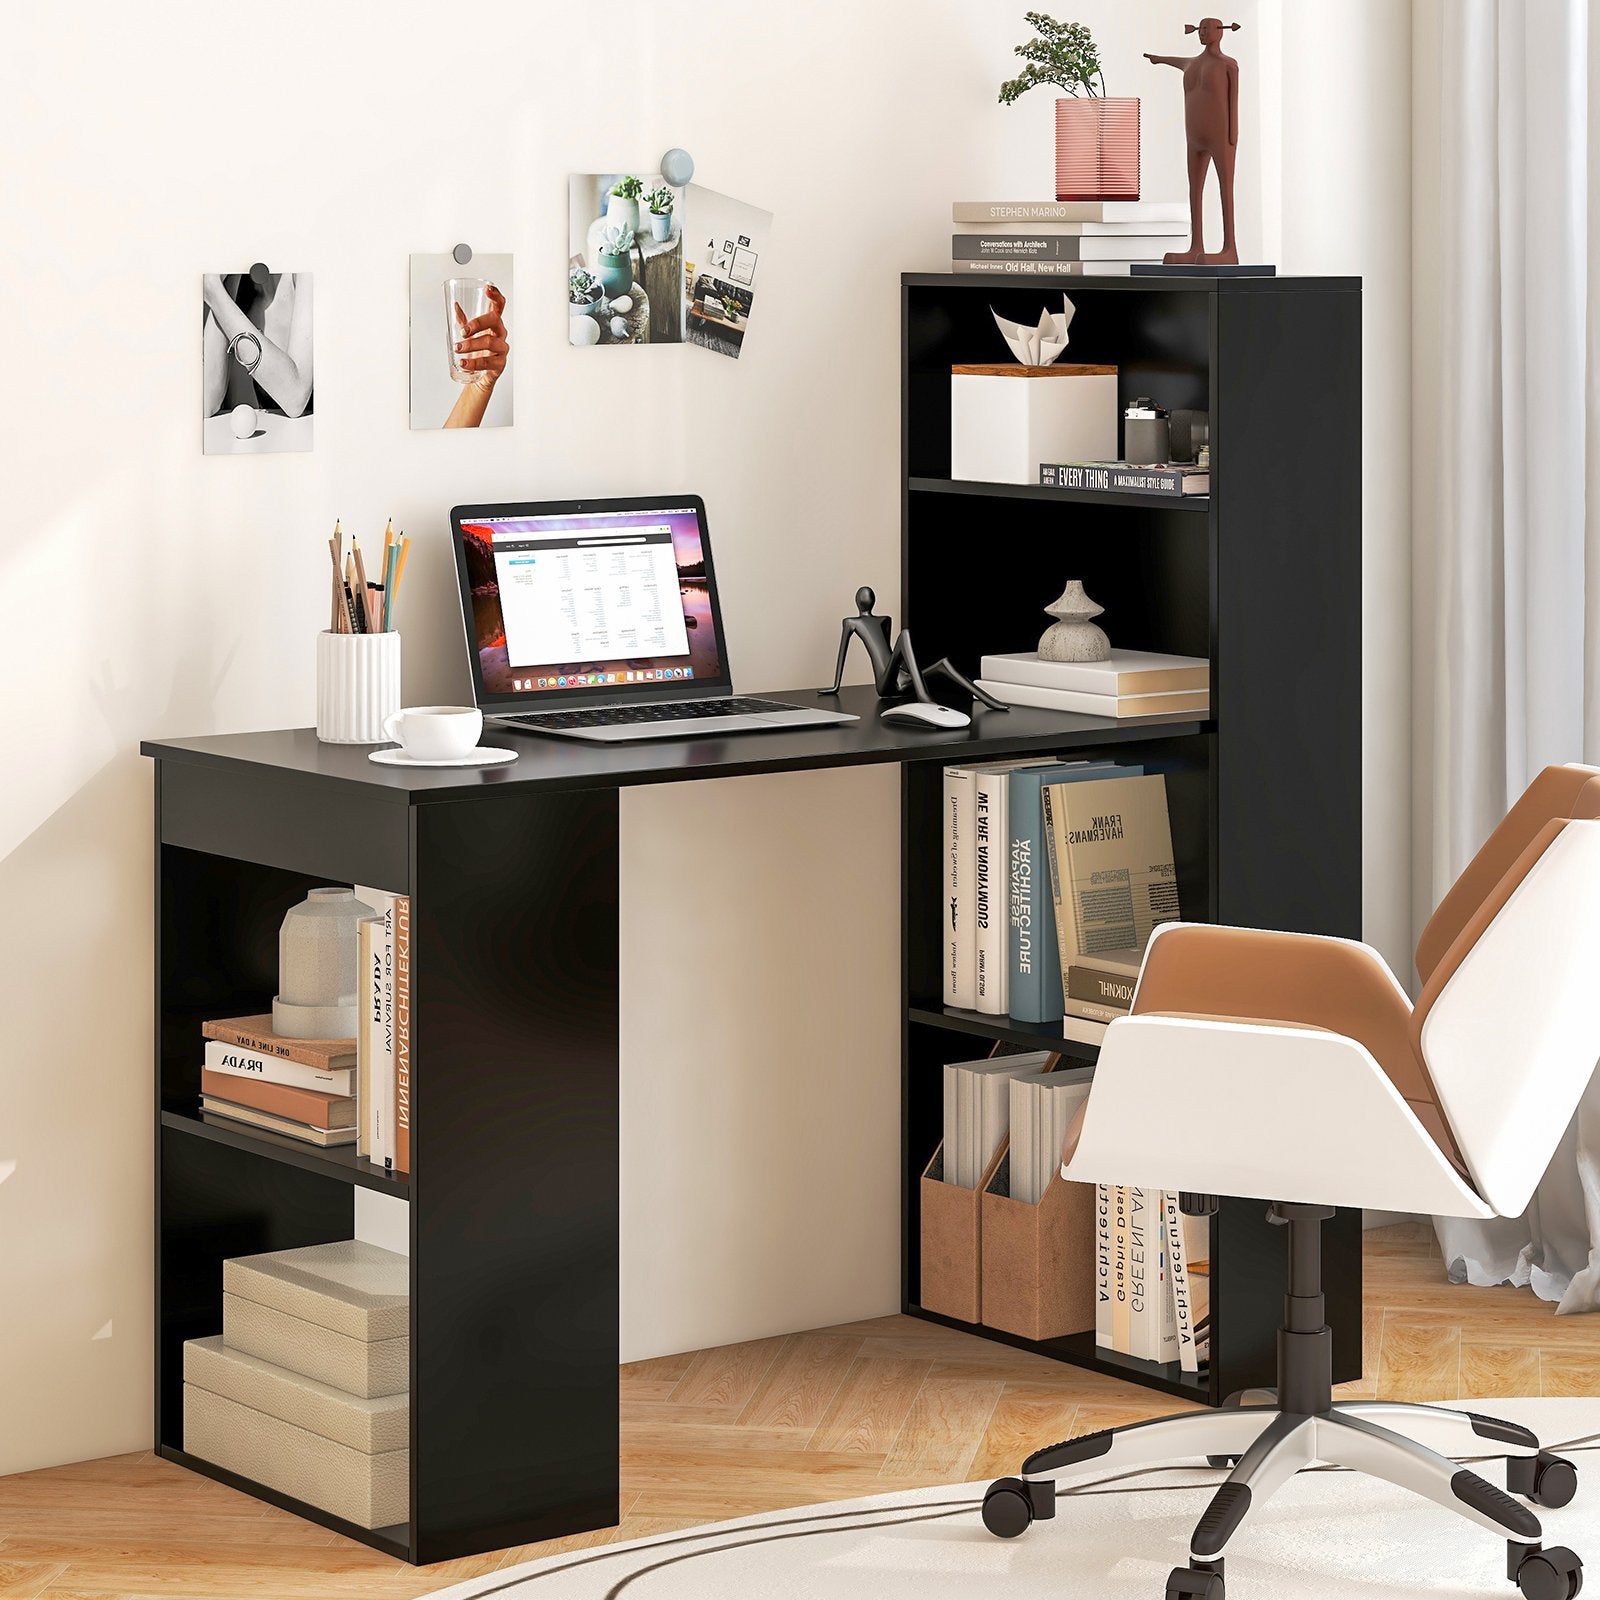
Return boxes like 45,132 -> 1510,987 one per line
426,1398 -> 1599,1599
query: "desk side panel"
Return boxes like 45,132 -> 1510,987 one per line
410,788 -> 621,1562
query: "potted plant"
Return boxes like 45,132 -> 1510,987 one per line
999,12 -> 1138,203
719,292 -> 742,324
596,224 -> 635,301
645,184 -> 675,243
606,175 -> 644,234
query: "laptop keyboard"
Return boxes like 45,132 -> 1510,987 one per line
501,696 -> 800,731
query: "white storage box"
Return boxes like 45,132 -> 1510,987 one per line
950,364 -> 1119,486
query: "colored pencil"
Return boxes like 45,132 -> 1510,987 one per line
351,538 -> 374,632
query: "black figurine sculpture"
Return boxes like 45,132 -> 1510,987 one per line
821,587 -> 1009,711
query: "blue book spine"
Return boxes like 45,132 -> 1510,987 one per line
1007,763 -> 1140,1023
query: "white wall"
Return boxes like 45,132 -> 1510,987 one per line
0,0 -> 1418,1478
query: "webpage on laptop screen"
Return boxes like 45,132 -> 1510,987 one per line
460,507 -> 721,699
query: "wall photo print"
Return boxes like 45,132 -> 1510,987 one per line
409,253 -> 513,430
202,270 -> 313,454
683,185 -> 772,360
568,173 -> 683,346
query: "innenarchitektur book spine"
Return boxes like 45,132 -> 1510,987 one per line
1007,769 -> 1062,1025
972,770 -> 1007,1016
943,767 -> 976,1009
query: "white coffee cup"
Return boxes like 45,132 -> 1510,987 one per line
382,705 -> 483,760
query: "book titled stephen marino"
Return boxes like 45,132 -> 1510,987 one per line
1041,461 -> 1210,496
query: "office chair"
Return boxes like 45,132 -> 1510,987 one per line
981,765 -> 1600,1599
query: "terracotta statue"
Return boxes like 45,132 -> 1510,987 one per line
1146,19 -> 1241,265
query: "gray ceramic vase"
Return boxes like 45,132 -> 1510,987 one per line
272,887 -> 375,1040
1038,580 -> 1111,662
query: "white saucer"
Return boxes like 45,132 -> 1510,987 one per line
369,746 -> 518,768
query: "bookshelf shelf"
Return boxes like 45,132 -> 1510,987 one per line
160,1107 -> 410,1197
157,1446 -> 410,1559
907,1309 -> 1210,1402
909,475 -> 1210,514
907,1004 -> 1097,1056
900,272 -> 1364,1407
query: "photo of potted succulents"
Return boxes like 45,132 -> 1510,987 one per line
596,223 -> 636,301
606,174 -> 645,234
998,12 -> 1139,202
645,184 -> 675,242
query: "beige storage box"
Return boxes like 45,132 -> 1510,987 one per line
980,1151 -> 1097,1342
183,1382 -> 407,1529
185,1335 -> 408,1453
918,1140 -> 1006,1325
223,1240 -> 408,1399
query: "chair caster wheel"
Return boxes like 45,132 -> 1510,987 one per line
981,1477 -> 1035,1538
1206,1455 -> 1240,1469
1514,1545 -> 1583,1600
1166,1565 -> 1225,1599
1510,1453 -> 1580,1509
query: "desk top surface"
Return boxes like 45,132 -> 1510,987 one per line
142,685 -> 1206,805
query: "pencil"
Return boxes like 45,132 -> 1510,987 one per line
343,553 -> 363,634
329,520 -> 344,632
352,537 -> 374,633
381,540 -> 400,631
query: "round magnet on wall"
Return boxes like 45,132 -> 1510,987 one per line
249,262 -> 271,288
660,147 -> 694,187
453,243 -> 473,265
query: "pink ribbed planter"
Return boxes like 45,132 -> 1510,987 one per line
1054,97 -> 1140,203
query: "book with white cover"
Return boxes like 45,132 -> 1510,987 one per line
203,1039 -> 354,1098
1126,1186 -> 1153,1359
1009,1067 -> 1093,1205
972,767 -> 1007,1015
976,678 -> 1209,719
943,768 -> 976,1008
355,887 -> 398,1170
942,1052 -> 1054,1189
1061,1014 -> 1108,1047
980,650 -> 1210,698
1095,1184 -> 1113,1347
953,219 -> 1188,237
1164,1189 -> 1200,1372
1111,1185 -> 1131,1352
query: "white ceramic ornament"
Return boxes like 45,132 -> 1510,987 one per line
610,294 -> 633,314
272,887 -> 375,1040
610,315 -> 629,339
569,316 -> 601,347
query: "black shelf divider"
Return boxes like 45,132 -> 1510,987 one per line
160,1107 -> 410,1197
899,272 -> 1364,1410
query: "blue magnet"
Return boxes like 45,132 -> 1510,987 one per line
660,147 -> 695,187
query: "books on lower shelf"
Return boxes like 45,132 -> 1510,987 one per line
1039,461 -> 1210,497
1096,1187 -> 1210,1371
942,1050 -> 1056,1190
197,883 -> 411,1170
1008,1064 -> 1094,1205
977,649 -> 1210,721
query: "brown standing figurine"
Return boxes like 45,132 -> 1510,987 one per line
1146,19 -> 1241,265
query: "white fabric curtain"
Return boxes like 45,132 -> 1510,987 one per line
1424,0 -> 1600,1312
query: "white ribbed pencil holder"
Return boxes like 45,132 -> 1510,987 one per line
317,630 -> 402,744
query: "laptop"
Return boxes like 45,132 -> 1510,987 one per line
449,495 -> 858,742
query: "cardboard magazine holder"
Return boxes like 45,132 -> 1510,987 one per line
919,1140 -> 1006,1324
980,1144 -> 1097,1342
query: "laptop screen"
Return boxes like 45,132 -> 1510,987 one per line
451,496 -> 730,706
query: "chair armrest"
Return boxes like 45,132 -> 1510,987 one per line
1060,1014 -> 1491,1218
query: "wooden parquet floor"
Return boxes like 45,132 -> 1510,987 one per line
0,1224 -> 1595,1598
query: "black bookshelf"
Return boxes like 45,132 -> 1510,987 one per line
898,272 -> 1364,1405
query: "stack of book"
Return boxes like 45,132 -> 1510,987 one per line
942,761 -> 1179,1043
200,1017 -> 357,1147
1008,1065 -> 1094,1205
1097,1186 -> 1210,1372
942,1050 -> 1056,1188
975,649 -> 1210,720
951,200 -> 1188,277
1065,940 -> 1146,1027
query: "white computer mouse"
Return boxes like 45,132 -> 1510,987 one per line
879,701 -> 971,730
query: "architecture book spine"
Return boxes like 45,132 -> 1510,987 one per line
972,770 -> 1007,1015
1095,1182 -> 1113,1348
202,1039 -> 354,1097
356,918 -> 373,1160
1039,462 -> 1208,496
356,890 -> 399,1170
1111,1185 -> 1130,1353
943,767 -> 976,1009
1164,1189 -> 1200,1373
1007,768 -> 1062,1025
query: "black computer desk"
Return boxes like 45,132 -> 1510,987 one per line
142,684 -> 1207,1563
